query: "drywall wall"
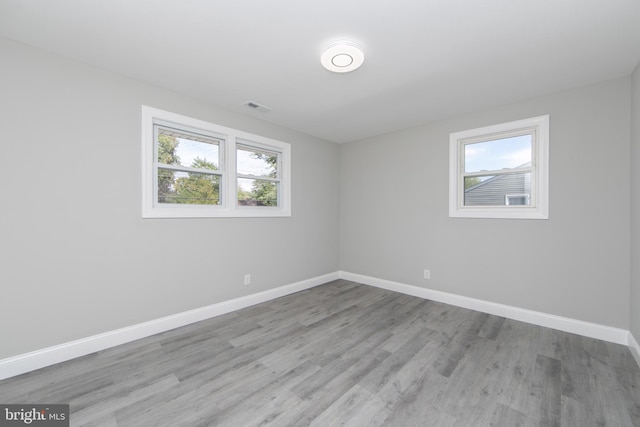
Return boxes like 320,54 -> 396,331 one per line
340,77 -> 632,329
0,38 -> 340,359
632,62 -> 640,342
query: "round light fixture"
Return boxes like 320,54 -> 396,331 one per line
321,41 -> 364,73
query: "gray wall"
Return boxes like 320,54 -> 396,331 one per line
0,38 -> 340,359
340,78 -> 631,329
632,62 -> 640,342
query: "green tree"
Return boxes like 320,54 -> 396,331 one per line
173,157 -> 220,205
464,177 -> 482,189
191,157 -> 217,171
157,134 -> 180,202
251,180 -> 277,206
249,152 -> 278,206
237,187 -> 252,204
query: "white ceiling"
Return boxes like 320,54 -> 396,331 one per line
1,0 -> 639,143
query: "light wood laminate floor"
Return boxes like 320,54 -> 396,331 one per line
1,280 -> 639,426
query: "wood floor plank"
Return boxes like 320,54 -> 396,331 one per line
489,403 -> 527,427
282,354 -> 392,427
70,374 -> 180,426
358,328 -> 435,393
494,320 -> 557,416
308,384 -> 387,427
290,330 -> 392,400
530,354 -> 562,427
198,361 -> 316,427
433,311 -> 488,378
478,315 -> 506,340
215,390 -> 303,427
614,366 -> 640,426
0,279 -> 638,426
439,337 -> 503,423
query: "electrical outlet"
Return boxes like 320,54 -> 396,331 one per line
424,269 -> 431,280
244,274 -> 251,285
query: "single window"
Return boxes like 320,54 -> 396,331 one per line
236,143 -> 281,207
142,106 -> 291,218
449,115 -> 549,219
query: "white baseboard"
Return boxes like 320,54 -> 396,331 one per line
339,271 -> 630,346
0,272 -> 339,381
630,332 -> 640,368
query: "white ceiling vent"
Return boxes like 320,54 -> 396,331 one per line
243,101 -> 272,113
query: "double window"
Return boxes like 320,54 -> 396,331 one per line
142,106 -> 291,218
449,115 -> 549,219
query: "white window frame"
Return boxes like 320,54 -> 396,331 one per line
449,115 -> 549,219
142,106 -> 291,218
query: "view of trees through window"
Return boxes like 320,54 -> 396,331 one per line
237,147 -> 279,207
156,130 -> 279,207
157,131 -> 221,205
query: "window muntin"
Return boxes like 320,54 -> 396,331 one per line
449,115 -> 549,219
142,106 -> 291,218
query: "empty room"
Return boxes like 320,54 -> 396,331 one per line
1,1 -> 640,425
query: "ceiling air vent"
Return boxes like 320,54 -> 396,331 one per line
243,101 -> 272,113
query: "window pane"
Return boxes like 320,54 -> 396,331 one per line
464,172 -> 531,206
464,175 -> 493,190
506,194 -> 530,205
464,134 -> 532,173
237,178 -> 278,207
158,168 -> 220,205
157,127 -> 219,170
237,146 -> 278,177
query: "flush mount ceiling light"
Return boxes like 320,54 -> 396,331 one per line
321,41 -> 364,73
